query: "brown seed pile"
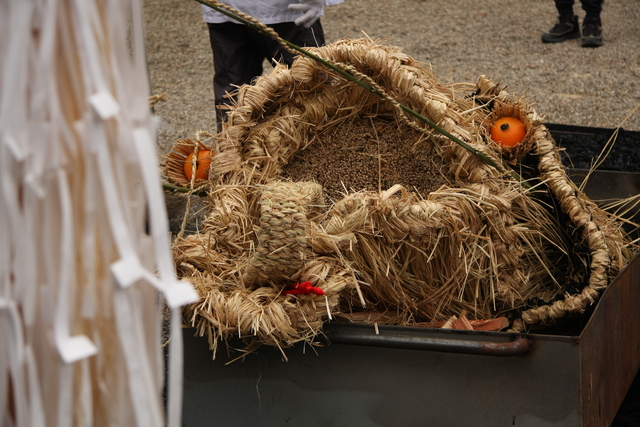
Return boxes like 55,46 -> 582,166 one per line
281,116 -> 448,203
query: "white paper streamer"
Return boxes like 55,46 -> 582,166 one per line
0,0 -> 198,426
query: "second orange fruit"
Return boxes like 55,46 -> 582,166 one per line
490,117 -> 526,148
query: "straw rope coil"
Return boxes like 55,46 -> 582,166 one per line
166,37 -> 633,355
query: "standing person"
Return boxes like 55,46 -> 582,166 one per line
201,0 -> 344,130
541,0 -> 604,48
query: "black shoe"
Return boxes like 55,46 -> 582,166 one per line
541,15 -> 581,43
581,17 -> 603,47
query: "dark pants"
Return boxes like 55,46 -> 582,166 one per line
207,20 -> 325,129
554,0 -> 604,19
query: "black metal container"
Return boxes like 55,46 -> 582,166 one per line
181,125 -> 640,427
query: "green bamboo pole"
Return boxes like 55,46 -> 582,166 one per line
162,182 -> 208,197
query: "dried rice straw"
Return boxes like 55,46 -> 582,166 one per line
167,8 -> 633,355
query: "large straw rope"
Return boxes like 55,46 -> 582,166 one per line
510,128 -> 626,332
168,36 -> 631,354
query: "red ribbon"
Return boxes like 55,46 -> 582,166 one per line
283,281 -> 325,296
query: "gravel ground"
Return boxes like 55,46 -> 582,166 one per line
143,0 -> 640,156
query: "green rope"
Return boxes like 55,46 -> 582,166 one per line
162,182 -> 208,197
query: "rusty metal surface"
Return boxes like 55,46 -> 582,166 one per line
580,254 -> 640,426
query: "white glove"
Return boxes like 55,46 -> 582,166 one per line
288,0 -> 324,29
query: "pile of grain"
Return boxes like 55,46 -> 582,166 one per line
281,116 -> 448,202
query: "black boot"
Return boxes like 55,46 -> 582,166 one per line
541,15 -> 581,43
581,17 -> 603,47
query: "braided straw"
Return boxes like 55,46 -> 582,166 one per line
509,126 -> 628,332
244,181 -> 324,285
170,35 -> 633,355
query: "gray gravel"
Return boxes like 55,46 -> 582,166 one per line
144,0 -> 640,157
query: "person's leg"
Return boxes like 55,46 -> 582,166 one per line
207,22 -> 265,129
253,20 -> 326,67
542,0 -> 581,43
580,0 -> 604,47
580,0 -> 603,19
555,0 -> 576,18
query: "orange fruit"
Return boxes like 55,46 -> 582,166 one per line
183,150 -> 213,181
490,117 -> 526,148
